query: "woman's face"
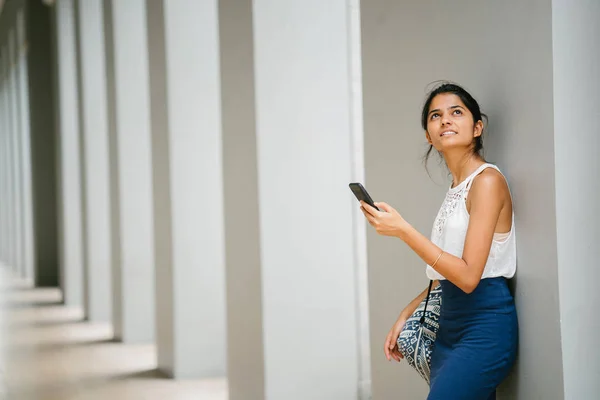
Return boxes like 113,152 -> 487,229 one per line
425,93 -> 482,153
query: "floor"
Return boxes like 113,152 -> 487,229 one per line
0,268 -> 228,400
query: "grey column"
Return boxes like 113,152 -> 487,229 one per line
219,0 -> 265,399
0,51 -> 6,264
147,0 -> 226,377
552,1 -> 600,398
0,68 -> 3,265
11,28 -> 26,279
102,0 -> 123,334
55,0 -> 85,305
27,0 -> 60,288
8,25 -> 26,278
1,45 -> 16,273
73,0 -> 90,314
16,8 -> 35,282
347,1 -> 372,397
360,1 -> 564,399
76,0 -> 112,322
253,1 -> 362,398
0,51 -> 8,266
105,0 -> 155,343
8,28 -> 25,279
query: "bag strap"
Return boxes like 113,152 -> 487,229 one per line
419,280 -> 434,324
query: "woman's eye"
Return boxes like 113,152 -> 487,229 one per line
430,113 -> 439,120
453,109 -> 462,115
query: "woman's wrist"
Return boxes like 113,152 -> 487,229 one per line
395,220 -> 413,241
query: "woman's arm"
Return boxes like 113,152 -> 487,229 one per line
361,170 -> 507,294
400,172 -> 505,293
384,282 -> 438,361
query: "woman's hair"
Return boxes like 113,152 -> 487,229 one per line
421,82 -> 487,165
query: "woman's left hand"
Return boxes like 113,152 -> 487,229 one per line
360,201 -> 409,238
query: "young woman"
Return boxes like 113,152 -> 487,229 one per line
360,82 -> 518,399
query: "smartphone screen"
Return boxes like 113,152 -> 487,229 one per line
349,183 -> 380,211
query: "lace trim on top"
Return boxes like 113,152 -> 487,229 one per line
433,190 -> 464,236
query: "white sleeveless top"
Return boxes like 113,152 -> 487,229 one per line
426,163 -> 517,281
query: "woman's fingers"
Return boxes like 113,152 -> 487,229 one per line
374,202 -> 393,213
392,347 -> 404,362
387,342 -> 401,362
361,207 -> 376,225
385,327 -> 405,363
388,320 -> 405,362
360,201 -> 380,217
383,332 -> 393,361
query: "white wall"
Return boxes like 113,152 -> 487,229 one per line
253,1 -> 361,398
552,1 -> 600,398
482,3 -> 563,397
360,1 -> 564,399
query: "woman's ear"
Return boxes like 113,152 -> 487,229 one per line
474,120 -> 484,138
425,130 -> 433,144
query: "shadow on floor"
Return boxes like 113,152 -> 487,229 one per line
6,337 -> 119,356
112,369 -> 170,380
2,300 -> 64,309
4,315 -> 86,330
1,271 -> 228,400
1,285 -> 36,292
4,369 -> 169,399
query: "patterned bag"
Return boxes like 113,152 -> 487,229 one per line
396,281 -> 442,384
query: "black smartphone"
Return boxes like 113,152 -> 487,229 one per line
349,182 -> 380,211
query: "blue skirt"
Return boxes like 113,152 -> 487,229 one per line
428,278 -> 518,400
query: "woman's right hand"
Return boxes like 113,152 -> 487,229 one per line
384,316 -> 407,362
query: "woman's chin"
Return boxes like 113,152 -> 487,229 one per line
438,141 -> 472,153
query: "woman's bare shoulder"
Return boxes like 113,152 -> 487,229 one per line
470,167 -> 511,205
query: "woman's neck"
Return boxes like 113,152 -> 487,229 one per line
444,151 -> 484,187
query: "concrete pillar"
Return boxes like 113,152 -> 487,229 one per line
0,49 -> 8,266
1,44 -> 16,274
75,0 -> 112,322
0,68 -> 3,265
8,28 -> 25,279
27,0 -> 60,288
73,0 -> 90,314
147,0 -> 226,377
360,1 -> 569,399
101,0 -> 123,334
252,1 -> 363,398
15,8 -> 35,282
54,0 -> 85,305
105,0 -> 155,343
218,1 -> 264,398
0,51 -> 6,264
552,1 -> 600,398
